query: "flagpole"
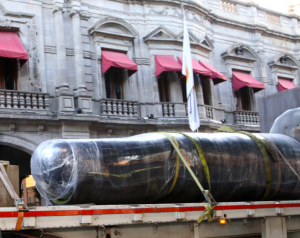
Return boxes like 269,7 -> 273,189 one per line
181,3 -> 200,133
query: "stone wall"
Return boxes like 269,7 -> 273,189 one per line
0,0 -> 299,156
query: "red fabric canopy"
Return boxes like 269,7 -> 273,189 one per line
155,55 -> 182,77
0,31 -> 28,65
232,71 -> 265,92
278,78 -> 296,92
102,50 -> 138,77
198,60 -> 227,85
177,57 -> 211,77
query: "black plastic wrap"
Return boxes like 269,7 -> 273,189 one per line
31,133 -> 300,205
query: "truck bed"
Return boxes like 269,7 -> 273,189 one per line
1,201 -> 300,238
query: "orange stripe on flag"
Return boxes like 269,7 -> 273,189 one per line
186,66 -> 189,82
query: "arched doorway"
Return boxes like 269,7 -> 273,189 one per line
0,145 -> 31,179
0,135 -> 37,206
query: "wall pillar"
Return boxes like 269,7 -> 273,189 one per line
70,10 -> 86,92
53,6 -> 74,112
70,8 -> 92,113
53,6 -> 69,91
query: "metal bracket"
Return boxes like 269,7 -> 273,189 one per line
14,198 -> 29,212
202,190 -> 217,206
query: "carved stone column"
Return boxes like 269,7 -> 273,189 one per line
53,6 -> 74,112
70,10 -> 92,113
70,10 -> 86,92
53,7 -> 69,90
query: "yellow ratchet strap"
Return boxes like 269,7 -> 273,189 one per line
159,132 -> 215,224
176,132 -> 211,192
167,138 -> 180,194
215,126 -> 277,200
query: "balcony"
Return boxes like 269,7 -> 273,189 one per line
0,90 -> 50,112
100,99 -> 139,117
161,102 -> 215,120
233,110 -> 259,124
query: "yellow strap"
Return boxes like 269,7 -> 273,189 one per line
159,132 -> 215,223
215,126 -> 275,200
159,132 -> 205,192
168,139 -> 180,194
197,205 -> 215,223
176,132 -> 211,192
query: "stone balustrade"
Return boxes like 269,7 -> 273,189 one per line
161,103 -> 175,117
233,110 -> 259,124
0,90 -> 50,111
100,99 -> 139,117
162,103 -> 215,120
205,105 -> 214,120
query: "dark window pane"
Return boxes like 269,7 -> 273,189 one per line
158,72 -> 170,102
105,72 -> 111,98
104,67 -> 123,99
240,87 -> 251,111
4,58 -> 15,90
181,77 -> 187,103
201,79 -> 212,106
114,70 -> 122,100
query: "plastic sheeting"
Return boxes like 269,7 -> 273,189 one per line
270,108 -> 300,137
31,133 -> 300,205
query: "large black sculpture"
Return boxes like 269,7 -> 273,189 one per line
31,133 -> 300,205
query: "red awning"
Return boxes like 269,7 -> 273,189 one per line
198,60 -> 227,85
177,57 -> 211,77
102,50 -> 138,77
0,31 -> 28,65
232,71 -> 265,92
278,78 -> 296,92
155,55 -> 182,77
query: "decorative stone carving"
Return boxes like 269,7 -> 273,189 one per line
31,16 -> 41,91
133,58 -> 150,65
0,17 -> 11,27
147,4 -> 169,15
52,6 -> 63,14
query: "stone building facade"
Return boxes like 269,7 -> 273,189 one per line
0,0 -> 299,177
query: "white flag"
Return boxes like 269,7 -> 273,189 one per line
182,13 -> 200,131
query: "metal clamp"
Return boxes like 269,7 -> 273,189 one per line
14,198 -> 29,212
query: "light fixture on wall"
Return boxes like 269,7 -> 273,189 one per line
144,114 -> 154,120
75,108 -> 82,114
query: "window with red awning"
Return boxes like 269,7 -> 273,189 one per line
277,78 -> 296,92
177,57 -> 211,78
102,50 -> 138,77
232,70 -> 265,92
198,60 -> 227,85
154,55 -> 182,77
0,31 -> 28,65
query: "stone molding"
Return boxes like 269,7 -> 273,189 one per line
143,25 -> 213,51
268,54 -> 299,69
222,43 -> 258,63
89,17 -> 138,39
